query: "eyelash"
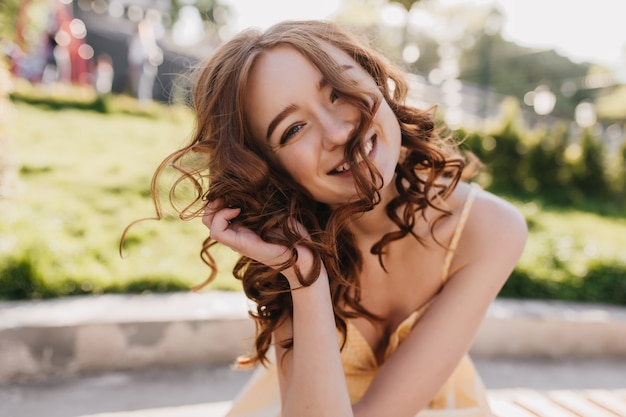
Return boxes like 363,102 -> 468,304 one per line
281,124 -> 304,144
279,89 -> 340,145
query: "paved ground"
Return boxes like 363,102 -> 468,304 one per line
1,358 -> 626,417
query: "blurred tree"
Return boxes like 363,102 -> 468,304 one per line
2,0 -> 48,52
165,0 -> 230,50
0,0 -> 21,42
394,0 -> 422,11
405,34 -> 438,75
459,31 -> 595,119
570,129 -> 609,198
595,84 -> 626,122
521,123 -> 569,194
170,0 -> 221,26
397,3 -> 603,120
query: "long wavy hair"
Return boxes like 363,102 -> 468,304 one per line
127,20 -> 475,367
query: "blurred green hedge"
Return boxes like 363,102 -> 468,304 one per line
459,106 -> 626,212
501,260 -> 626,305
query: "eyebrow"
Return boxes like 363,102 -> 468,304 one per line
266,104 -> 298,141
265,64 -> 353,141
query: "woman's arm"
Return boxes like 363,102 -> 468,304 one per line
273,275 -> 353,417
352,189 -> 528,417
203,202 -> 353,417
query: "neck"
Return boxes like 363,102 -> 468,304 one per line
347,182 -> 400,240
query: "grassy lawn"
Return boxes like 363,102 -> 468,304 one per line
519,203 -> 626,279
2,100 -> 240,297
1,98 -> 625,302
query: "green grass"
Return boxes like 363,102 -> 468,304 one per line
500,201 -> 626,304
1,96 -> 625,304
520,202 -> 626,276
1,100 -> 240,299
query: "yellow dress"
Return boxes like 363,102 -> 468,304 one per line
226,184 -> 492,417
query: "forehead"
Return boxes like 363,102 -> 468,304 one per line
249,42 -> 354,89
252,45 -> 324,88
243,43 -> 356,136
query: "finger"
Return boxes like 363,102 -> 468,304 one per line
289,218 -> 312,240
203,198 -> 224,215
207,207 -> 241,239
202,198 -> 225,228
206,211 -> 289,266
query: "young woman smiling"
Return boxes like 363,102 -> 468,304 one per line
144,20 -> 527,417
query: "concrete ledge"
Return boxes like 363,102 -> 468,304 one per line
0,292 -> 254,383
1,292 -> 625,382
473,299 -> 626,358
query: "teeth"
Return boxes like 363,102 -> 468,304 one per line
364,137 -> 373,155
336,162 -> 350,173
332,137 -> 376,174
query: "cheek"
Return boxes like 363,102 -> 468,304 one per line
377,105 -> 402,177
378,104 -> 401,145
277,150 -> 315,185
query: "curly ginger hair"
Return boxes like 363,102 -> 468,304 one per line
129,20 -> 474,367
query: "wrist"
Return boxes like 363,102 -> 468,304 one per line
283,247 -> 328,290
282,245 -> 312,286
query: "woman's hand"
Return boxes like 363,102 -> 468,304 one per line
202,199 -> 316,287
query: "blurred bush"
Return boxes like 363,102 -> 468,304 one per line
8,78 -> 190,119
0,253 -> 50,300
0,250 -> 189,300
459,104 -> 626,212
500,262 -> 626,306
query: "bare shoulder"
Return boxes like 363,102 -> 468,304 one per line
448,183 -> 528,276
470,186 -> 528,245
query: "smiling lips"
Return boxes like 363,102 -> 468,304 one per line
329,134 -> 377,175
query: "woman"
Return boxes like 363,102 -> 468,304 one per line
148,20 -> 527,417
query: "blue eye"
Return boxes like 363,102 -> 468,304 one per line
281,124 -> 304,144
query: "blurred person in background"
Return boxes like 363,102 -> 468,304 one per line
127,18 -> 163,105
94,53 -> 114,95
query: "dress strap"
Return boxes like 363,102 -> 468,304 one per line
440,183 -> 480,283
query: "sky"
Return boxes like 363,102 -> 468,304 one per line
223,0 -> 626,71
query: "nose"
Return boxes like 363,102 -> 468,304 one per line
320,108 -> 355,151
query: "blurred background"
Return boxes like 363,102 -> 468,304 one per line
1,0 -> 625,307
